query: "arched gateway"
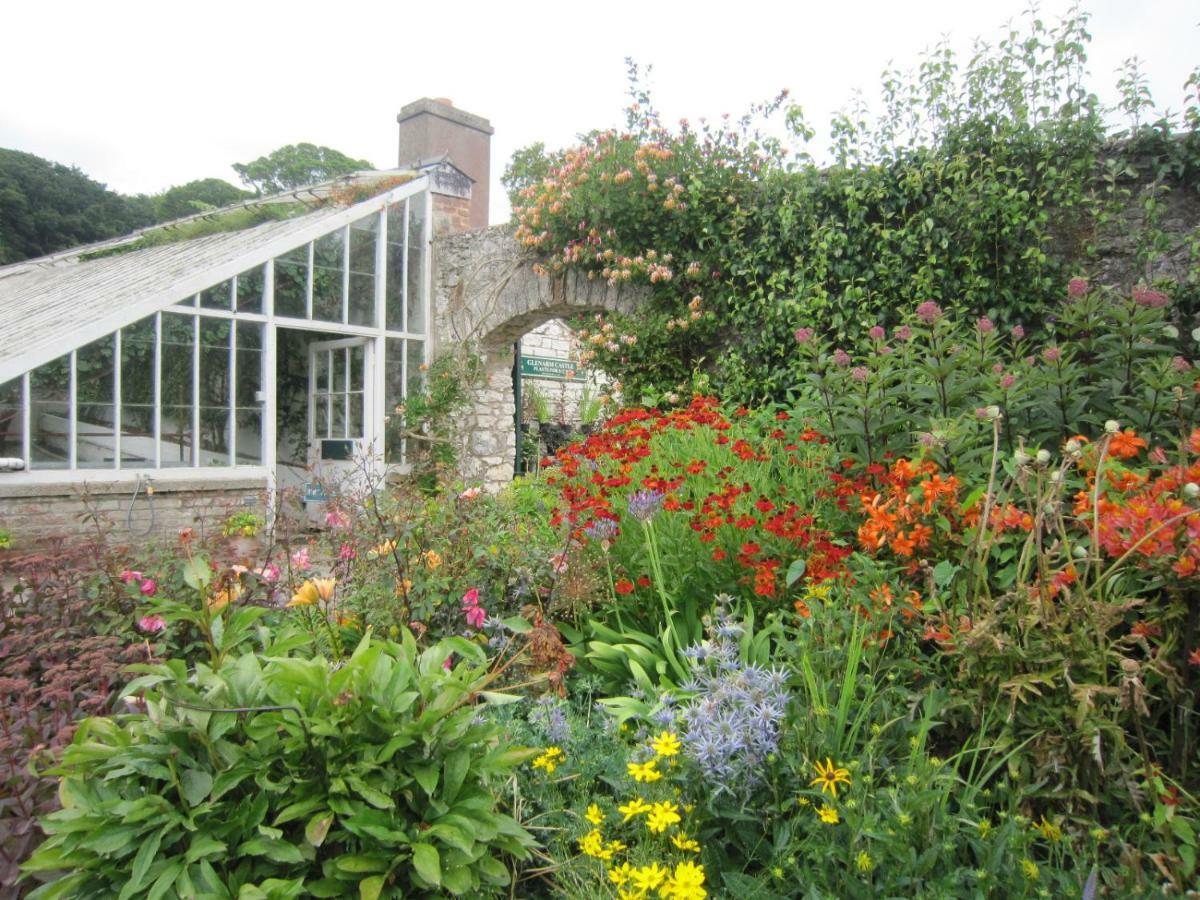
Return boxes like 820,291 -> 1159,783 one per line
431,226 -> 642,487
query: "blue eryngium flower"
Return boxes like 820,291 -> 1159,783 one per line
674,595 -> 790,799
627,489 -> 665,522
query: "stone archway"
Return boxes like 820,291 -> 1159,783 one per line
431,227 -> 645,487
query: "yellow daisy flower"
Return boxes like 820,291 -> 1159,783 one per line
627,759 -> 662,783
650,731 -> 681,757
586,803 -> 605,826
618,797 -> 651,822
817,804 -> 839,825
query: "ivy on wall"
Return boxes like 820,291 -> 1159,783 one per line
507,8 -> 1200,404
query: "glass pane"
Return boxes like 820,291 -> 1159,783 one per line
0,378 -> 23,462
349,344 -> 364,390
385,203 -> 406,331
200,278 -> 233,311
30,354 -> 70,469
384,338 -> 404,463
349,391 -> 364,437
75,336 -> 115,469
406,340 -> 425,396
160,313 -> 195,466
312,231 -> 344,323
235,323 -> 262,409
314,396 -> 329,439
407,199 -> 425,334
120,317 -> 155,467
349,216 -> 377,327
235,265 -> 264,314
234,408 -> 262,463
331,392 -> 346,437
333,350 -> 346,393
274,245 -> 308,318
199,319 -> 231,466
313,349 -> 329,393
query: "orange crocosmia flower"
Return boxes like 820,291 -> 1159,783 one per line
1109,428 -> 1148,460
868,584 -> 894,609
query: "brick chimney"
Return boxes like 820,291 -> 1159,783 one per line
397,98 -> 493,231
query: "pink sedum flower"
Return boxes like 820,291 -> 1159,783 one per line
1067,277 -> 1089,297
915,301 -> 942,324
850,366 -> 870,381
1011,325 -> 1026,340
976,317 -> 995,334
1133,287 -> 1168,308
868,325 -> 886,341
1000,373 -> 1017,389
832,349 -> 851,367
893,325 -> 913,342
1043,346 -> 1062,363
794,327 -> 815,344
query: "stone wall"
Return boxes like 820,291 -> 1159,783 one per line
0,475 -> 268,549
430,226 -> 644,488
519,318 -> 606,426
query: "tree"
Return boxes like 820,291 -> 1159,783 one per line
0,149 -> 154,265
154,178 -> 251,221
232,143 -> 374,195
501,142 -> 557,209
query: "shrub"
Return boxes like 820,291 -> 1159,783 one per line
23,632 -> 536,898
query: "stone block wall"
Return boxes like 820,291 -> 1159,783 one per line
519,318 -> 606,426
0,475 -> 268,549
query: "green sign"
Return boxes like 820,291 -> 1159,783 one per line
519,355 -> 586,382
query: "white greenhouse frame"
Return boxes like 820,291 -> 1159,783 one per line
0,177 -> 434,493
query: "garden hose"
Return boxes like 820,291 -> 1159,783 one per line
125,474 -> 156,537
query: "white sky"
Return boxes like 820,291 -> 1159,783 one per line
0,0 -> 1194,226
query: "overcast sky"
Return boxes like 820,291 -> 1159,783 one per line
1,0 -> 1194,225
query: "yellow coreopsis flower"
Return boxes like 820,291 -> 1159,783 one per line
817,804 -> 839,824
631,863 -> 668,892
810,757 -> 852,798
608,862 -> 635,887
646,801 -> 681,834
671,832 -> 701,853
586,804 -> 605,826
627,759 -> 662,783
578,828 -> 613,860
531,746 -> 564,774
660,860 -> 707,900
650,731 -> 681,757
618,797 -> 651,822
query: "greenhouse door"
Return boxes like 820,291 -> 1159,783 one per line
306,337 -> 374,519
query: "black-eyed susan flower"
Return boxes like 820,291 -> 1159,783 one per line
810,757 -> 852,798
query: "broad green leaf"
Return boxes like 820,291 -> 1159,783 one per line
359,876 -> 385,900
412,842 -> 441,886
306,812 -> 334,847
180,769 -> 213,807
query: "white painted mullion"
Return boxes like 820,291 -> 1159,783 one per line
228,320 -> 237,466
192,315 -> 200,466
68,351 -> 77,469
153,313 -> 162,468
400,198 -> 409,333
21,373 -> 30,470
114,330 -> 122,469
263,259 -> 277,505
375,208 -> 387,328
400,337 -> 407,467
372,207 -> 387,466
422,188 -> 432,345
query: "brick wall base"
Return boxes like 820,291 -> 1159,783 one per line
0,475 -> 269,549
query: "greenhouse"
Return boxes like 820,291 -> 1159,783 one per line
0,172 -> 434,508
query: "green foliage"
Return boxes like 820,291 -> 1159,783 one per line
513,10 -> 1200,404
154,178 -> 252,221
501,142 -> 556,210
23,633 -> 536,898
232,143 -> 374,195
0,148 -> 156,264
396,347 -> 485,485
